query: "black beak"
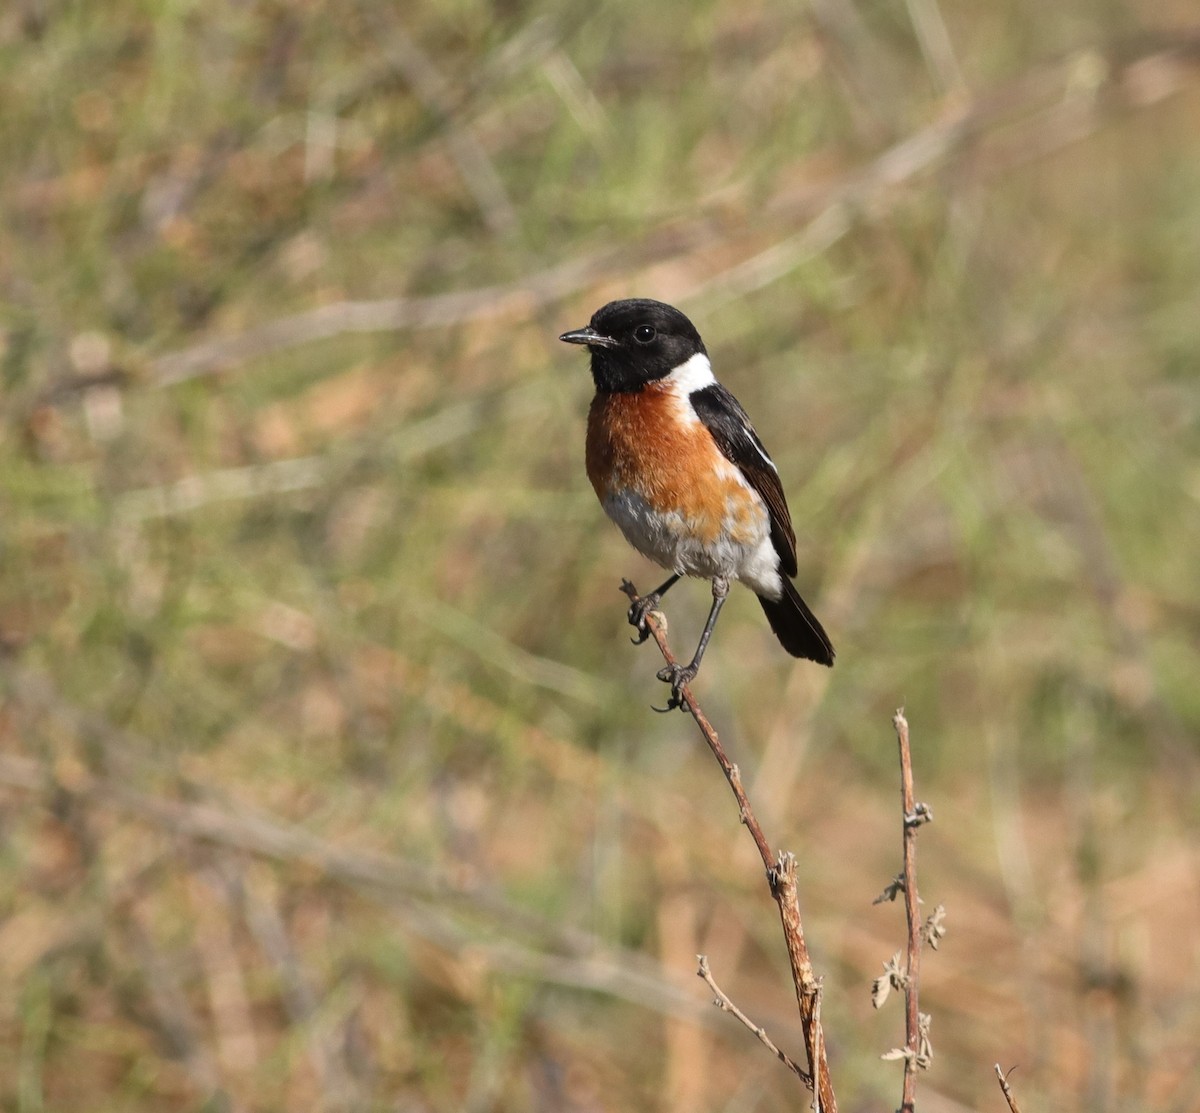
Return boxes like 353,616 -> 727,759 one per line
559,326 -> 618,349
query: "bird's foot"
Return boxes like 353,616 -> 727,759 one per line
653,661 -> 698,713
627,593 -> 664,645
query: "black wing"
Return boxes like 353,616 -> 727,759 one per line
689,383 -> 798,578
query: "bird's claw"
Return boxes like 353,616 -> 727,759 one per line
627,594 -> 661,645
624,623 -> 652,647
654,662 -> 697,712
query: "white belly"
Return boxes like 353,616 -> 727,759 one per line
603,487 -> 783,599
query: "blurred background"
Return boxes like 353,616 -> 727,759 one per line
2,1 -> 1199,1110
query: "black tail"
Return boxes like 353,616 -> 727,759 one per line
757,578 -> 835,666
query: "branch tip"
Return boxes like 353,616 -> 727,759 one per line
994,1063 -> 1024,1113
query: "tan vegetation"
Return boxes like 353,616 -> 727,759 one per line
1,2 -> 1199,1110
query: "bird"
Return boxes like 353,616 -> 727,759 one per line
560,297 -> 834,708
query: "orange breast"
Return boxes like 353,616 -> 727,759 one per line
586,386 -> 761,545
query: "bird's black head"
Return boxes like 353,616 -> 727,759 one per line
559,298 -> 707,394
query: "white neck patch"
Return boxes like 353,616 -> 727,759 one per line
662,351 -> 715,394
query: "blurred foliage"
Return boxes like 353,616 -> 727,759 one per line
1,0 -> 1199,1110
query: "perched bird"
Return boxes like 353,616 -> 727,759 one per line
560,298 -> 834,707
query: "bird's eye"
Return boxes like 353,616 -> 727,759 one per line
633,324 -> 656,344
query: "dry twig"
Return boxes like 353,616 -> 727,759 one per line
994,1063 -> 1024,1113
696,955 -> 811,1085
893,709 -> 933,1111
620,580 -> 837,1112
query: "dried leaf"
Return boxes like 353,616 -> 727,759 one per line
923,904 -> 948,950
871,952 -> 905,1009
917,1012 -> 934,1067
873,873 -> 904,904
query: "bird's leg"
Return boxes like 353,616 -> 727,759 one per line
656,576 -> 729,711
628,573 -> 681,644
